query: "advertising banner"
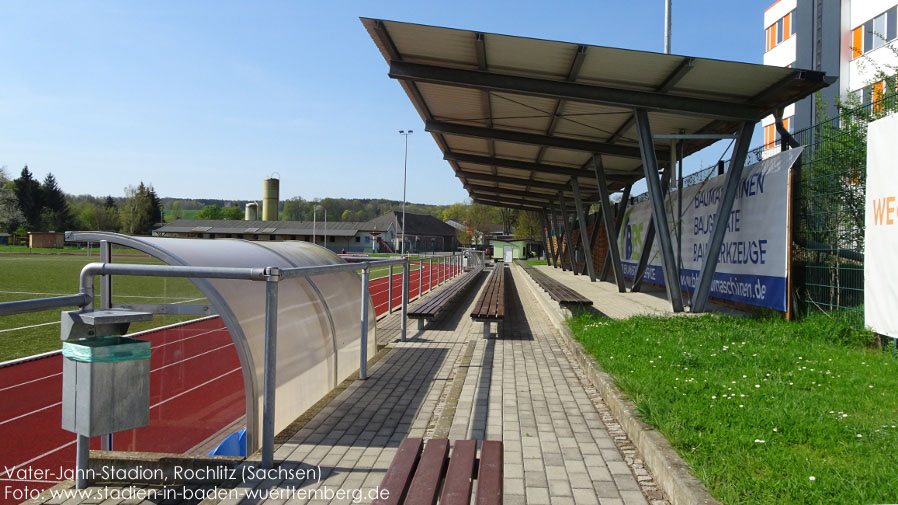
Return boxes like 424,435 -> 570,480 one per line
865,113 -> 898,337
619,148 -> 802,311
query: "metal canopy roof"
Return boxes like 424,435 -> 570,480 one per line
362,18 -> 833,209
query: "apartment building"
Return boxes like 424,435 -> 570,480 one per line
762,0 -> 898,148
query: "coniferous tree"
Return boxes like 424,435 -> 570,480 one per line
13,166 -> 42,230
41,173 -> 73,231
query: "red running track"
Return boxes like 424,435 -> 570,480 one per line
0,317 -> 243,504
368,260 -> 461,316
0,260 -> 461,504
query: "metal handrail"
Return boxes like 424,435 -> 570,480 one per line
0,251 -> 467,482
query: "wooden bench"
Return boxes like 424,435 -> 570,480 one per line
470,266 -> 507,338
409,266 -> 484,330
373,438 -> 502,505
515,260 -> 593,306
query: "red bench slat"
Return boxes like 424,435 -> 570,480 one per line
476,441 -> 503,505
439,440 -> 476,505
404,438 -> 449,505
373,438 -> 423,505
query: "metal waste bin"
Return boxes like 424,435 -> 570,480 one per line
61,336 -> 151,437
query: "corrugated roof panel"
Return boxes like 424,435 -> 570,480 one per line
444,134 -> 489,154
537,148 -> 591,168
493,140 -> 540,160
674,60 -> 794,100
384,20 -> 475,68
577,47 -> 682,91
493,166 -> 537,180
485,33 -> 575,79
417,83 -> 486,123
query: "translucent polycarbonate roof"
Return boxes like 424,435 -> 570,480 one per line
67,232 -> 375,453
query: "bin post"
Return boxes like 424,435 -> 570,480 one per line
360,265 -> 370,380
388,264 -> 393,314
75,436 -> 89,488
99,240 -> 113,452
261,268 -> 279,469
401,259 -> 409,342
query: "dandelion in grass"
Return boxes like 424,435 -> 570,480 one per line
773,428 -> 778,432
755,384 -> 760,388
857,434 -> 862,438
809,476 -> 816,481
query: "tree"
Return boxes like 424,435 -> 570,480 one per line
514,210 -> 541,241
196,204 -> 224,220
40,173 -> 73,231
120,183 -> 158,235
442,203 -> 467,223
281,197 -> 308,221
13,166 -> 42,230
498,208 -> 517,235
0,167 -> 24,233
221,206 -> 243,220
170,200 -> 182,220
467,203 -> 494,246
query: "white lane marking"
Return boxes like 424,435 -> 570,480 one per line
6,439 -> 76,472
0,402 -> 61,426
151,367 -> 241,409
0,321 -> 60,333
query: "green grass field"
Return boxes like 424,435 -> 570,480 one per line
568,312 -> 898,505
0,254 -> 206,362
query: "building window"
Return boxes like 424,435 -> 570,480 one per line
765,10 -> 794,52
852,6 -> 898,59
329,236 -> 335,242
355,236 -> 361,242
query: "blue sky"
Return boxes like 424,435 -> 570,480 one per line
0,1 -> 773,205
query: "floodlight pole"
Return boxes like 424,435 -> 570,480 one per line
399,130 -> 413,256
664,0 -> 672,54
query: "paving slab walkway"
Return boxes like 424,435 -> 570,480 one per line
31,265 -> 665,505
531,263 -> 743,319
202,265 -> 659,505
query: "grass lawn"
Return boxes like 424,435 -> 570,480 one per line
0,254 -> 205,362
568,312 -> 898,505
525,258 -> 548,266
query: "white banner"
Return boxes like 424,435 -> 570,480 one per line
865,113 -> 898,337
619,148 -> 801,311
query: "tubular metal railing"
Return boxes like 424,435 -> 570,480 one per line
0,248 -> 479,487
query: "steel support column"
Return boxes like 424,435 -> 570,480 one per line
552,205 -> 565,270
592,155 -> 626,292
540,210 -> 555,267
360,265 -> 370,380
600,184 -> 632,281
261,269 -> 279,468
691,121 -> 754,313
571,179 -> 597,281
557,194 -> 576,274
388,264 -> 393,314
401,258 -> 409,341
584,209 -> 602,275
632,164 -> 672,292
634,109 -> 683,312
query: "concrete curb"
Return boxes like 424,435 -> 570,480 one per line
516,265 -> 721,505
